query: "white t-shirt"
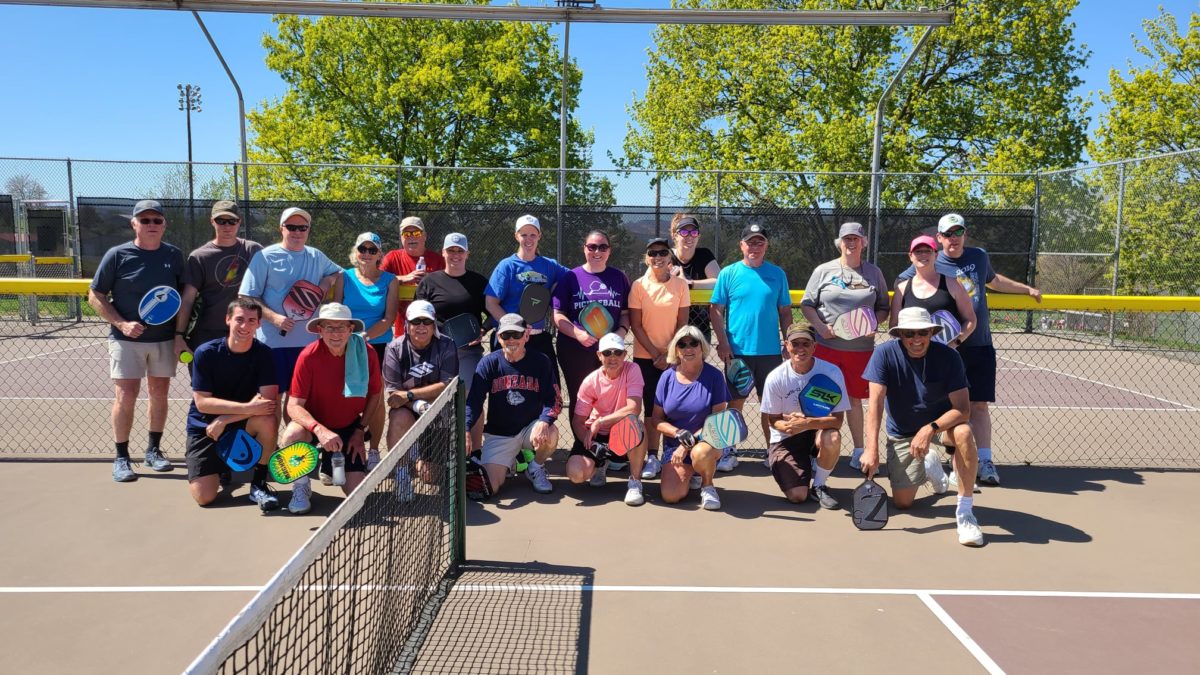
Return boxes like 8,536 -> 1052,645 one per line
760,357 -> 851,444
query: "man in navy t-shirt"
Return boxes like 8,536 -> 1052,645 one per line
862,307 -> 984,547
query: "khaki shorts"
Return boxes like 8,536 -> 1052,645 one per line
108,339 -> 176,379
884,434 -> 948,490
481,420 -> 539,468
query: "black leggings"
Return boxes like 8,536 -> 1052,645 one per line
555,332 -> 599,448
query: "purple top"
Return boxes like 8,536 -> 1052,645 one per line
552,266 -> 631,328
654,363 -> 730,451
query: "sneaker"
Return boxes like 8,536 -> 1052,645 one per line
319,471 -> 334,486
395,465 -> 414,503
809,484 -> 840,510
716,447 -> 738,472
143,448 -> 172,472
957,511 -> 985,547
925,451 -> 948,494
689,473 -> 703,490
948,470 -> 980,493
249,483 -> 280,512
526,462 -> 553,494
848,449 -> 863,471
978,460 -> 1001,486
608,459 -> 629,473
111,457 -> 137,483
589,463 -> 607,488
219,469 -> 232,488
700,485 -> 721,510
288,477 -> 312,514
641,453 -> 661,479
366,450 -> 381,472
624,479 -> 645,506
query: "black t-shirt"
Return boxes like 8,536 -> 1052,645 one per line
671,247 -> 717,335
415,270 -> 489,332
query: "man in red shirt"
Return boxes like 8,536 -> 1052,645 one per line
381,216 -> 444,336
279,303 -> 382,514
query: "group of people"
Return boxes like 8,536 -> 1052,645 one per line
89,200 -> 1040,546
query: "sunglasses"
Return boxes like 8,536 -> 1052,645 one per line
498,331 -> 524,341
409,318 -> 434,326
214,217 -> 240,226
676,338 -> 701,349
138,217 -> 164,225
789,339 -> 815,349
320,323 -> 352,333
401,229 -> 424,238
940,228 -> 966,238
646,249 -> 671,258
677,228 -> 701,237
899,329 -> 933,339
283,224 -> 310,232
357,245 -> 379,255
601,349 -> 625,357
585,243 -> 611,252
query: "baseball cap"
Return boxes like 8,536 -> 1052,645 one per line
442,232 -> 469,251
838,222 -> 866,239
399,216 -> 425,232
132,200 -> 163,217
909,234 -> 938,252
497,313 -> 527,334
644,237 -> 670,250
598,333 -> 626,353
210,200 -> 240,219
279,207 -> 312,226
515,214 -> 541,232
785,321 -> 817,341
406,299 -> 437,322
937,213 -> 966,233
740,220 -> 768,241
355,232 -> 382,248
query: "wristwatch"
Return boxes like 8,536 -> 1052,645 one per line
929,421 -> 940,432
406,391 -> 416,404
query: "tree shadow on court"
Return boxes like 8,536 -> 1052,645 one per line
897,503 -> 1091,545
999,465 -> 1149,495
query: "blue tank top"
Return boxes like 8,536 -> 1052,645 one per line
342,268 -> 395,344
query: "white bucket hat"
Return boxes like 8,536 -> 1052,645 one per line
888,307 -> 942,337
306,302 -> 365,334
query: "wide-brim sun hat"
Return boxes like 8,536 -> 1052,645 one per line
888,307 -> 943,337
306,302 -> 365,334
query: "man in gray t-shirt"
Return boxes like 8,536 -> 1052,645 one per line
175,200 -> 263,358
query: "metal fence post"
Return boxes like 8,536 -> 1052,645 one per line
1109,162 -> 1127,345
654,174 -> 661,238
66,158 -> 81,320
714,171 -> 722,261
1027,172 -> 1041,333
396,165 -> 405,221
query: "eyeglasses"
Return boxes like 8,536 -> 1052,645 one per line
138,217 -> 164,225
676,338 -> 701,349
283,224 -> 310,232
677,227 -> 700,237
214,218 -> 239,226
320,323 -> 352,333
585,243 -> 611,252
789,339 -> 815,349
401,229 -> 424,238
940,228 -> 966,238
408,318 -> 434,326
646,249 -> 671,258
600,349 -> 625,357
499,331 -> 524,341
357,245 -> 379,255
899,329 -> 933,339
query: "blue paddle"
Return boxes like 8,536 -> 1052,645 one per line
799,373 -> 843,417
216,428 -> 263,472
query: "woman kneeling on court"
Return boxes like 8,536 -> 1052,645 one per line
650,326 -> 730,510
568,332 -> 647,506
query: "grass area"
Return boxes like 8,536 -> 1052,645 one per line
0,295 -> 94,321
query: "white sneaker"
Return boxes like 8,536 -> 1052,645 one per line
957,511 -> 985,547
394,465 -> 414,502
689,473 -> 703,490
641,454 -> 661,479
589,463 -> 607,488
526,461 -> 553,494
925,450 -> 947,494
366,450 -> 381,472
700,485 -> 721,510
288,477 -> 312,515
978,460 -> 1001,486
624,479 -> 645,506
947,470 -> 980,493
716,447 -> 738,472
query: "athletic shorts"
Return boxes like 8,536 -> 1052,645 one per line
661,443 -> 694,466
315,422 -> 370,475
634,357 -> 667,416
730,353 -> 780,400
567,432 -> 610,464
108,339 -> 176,379
185,420 -> 249,481
481,419 -> 540,468
271,346 -> 305,391
767,430 -> 818,493
958,345 -> 997,402
813,344 -> 872,400
884,434 -> 953,490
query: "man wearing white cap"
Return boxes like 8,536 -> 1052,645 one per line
861,307 -> 984,546
895,213 -> 1041,487
381,216 -> 444,337
238,207 -> 342,418
279,302 -> 383,514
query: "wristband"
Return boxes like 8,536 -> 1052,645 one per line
307,421 -> 320,434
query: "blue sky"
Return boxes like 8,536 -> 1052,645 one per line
0,1 -> 1193,174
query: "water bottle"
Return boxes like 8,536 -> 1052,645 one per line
413,399 -> 431,416
415,256 -> 426,272
331,451 -> 346,486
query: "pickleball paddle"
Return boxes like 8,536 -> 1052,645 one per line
724,358 -> 754,398
217,428 -> 262,472
700,409 -> 748,449
443,313 -> 482,349
800,373 -> 843,418
851,478 -> 889,530
518,284 -> 551,324
138,285 -> 182,326
277,279 -> 323,337
831,306 -> 878,340
930,310 -> 962,345
268,442 -> 320,484
607,414 -> 644,457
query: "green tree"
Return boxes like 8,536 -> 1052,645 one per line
1091,9 -> 1200,294
248,5 -> 611,208
623,0 -> 1088,212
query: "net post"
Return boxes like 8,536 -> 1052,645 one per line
451,376 -> 467,575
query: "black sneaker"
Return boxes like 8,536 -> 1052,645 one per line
810,484 -> 840,510
143,448 -> 173,472
219,469 -> 233,488
248,483 -> 280,512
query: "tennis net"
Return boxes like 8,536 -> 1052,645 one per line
184,379 -> 466,675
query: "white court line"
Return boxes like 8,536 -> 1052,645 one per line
3,584 -> 1198,600
999,355 -> 1200,411
918,592 -> 1005,674
0,343 -> 98,366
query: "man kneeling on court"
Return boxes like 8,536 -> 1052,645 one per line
279,303 -> 383,514
760,321 -> 848,510
861,307 -> 984,546
465,313 -> 561,499
188,298 -> 279,510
